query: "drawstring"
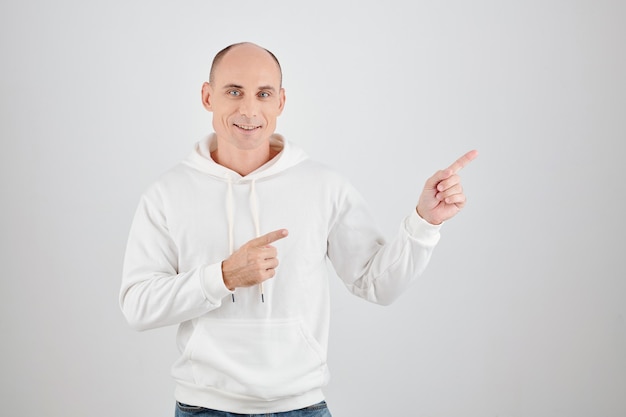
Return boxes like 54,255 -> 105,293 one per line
226,177 -> 235,255
225,177 -> 265,303
249,179 -> 261,237
249,179 -> 264,302
226,177 -> 235,302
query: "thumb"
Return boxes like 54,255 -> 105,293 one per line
425,169 -> 453,190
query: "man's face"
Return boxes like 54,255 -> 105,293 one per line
202,44 -> 285,152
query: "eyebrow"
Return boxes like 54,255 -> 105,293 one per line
222,83 -> 276,92
222,83 -> 243,90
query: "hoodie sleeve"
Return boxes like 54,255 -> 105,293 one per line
327,183 -> 441,305
119,188 -> 232,331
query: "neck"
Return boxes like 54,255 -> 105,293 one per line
212,141 -> 277,176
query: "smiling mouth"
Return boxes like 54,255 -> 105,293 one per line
234,123 -> 261,131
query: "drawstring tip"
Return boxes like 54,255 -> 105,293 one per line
261,293 -> 265,303
231,294 -> 235,303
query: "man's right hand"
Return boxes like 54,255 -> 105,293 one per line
221,229 -> 289,290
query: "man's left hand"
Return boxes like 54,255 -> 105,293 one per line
416,150 -> 478,225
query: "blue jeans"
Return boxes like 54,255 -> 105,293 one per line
175,401 -> 332,417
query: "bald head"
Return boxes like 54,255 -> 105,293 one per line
209,42 -> 283,86
200,42 -> 286,162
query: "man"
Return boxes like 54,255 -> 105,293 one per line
120,42 -> 477,416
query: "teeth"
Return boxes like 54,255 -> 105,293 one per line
235,124 -> 258,130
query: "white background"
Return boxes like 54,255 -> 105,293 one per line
1,1 -> 625,416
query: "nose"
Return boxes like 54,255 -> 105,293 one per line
238,95 -> 258,117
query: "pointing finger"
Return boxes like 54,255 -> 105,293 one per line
251,229 -> 289,247
447,150 -> 479,174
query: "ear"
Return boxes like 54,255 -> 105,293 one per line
201,82 -> 213,112
277,87 -> 286,115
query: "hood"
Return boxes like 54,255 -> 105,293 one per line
183,133 -> 308,181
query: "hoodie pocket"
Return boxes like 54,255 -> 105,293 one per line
186,318 -> 327,401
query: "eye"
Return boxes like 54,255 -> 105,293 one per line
228,90 -> 241,97
258,91 -> 271,98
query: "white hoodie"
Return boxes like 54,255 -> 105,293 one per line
120,134 -> 441,413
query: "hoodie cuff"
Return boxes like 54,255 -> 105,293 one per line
200,262 -> 233,303
404,210 -> 442,246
